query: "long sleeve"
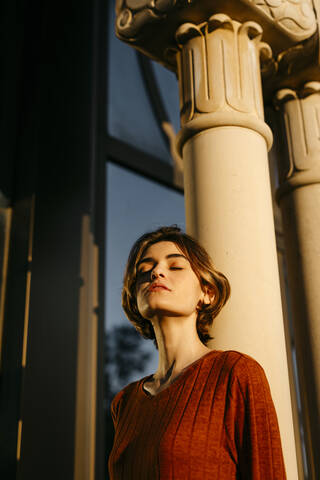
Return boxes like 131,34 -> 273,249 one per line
225,356 -> 286,479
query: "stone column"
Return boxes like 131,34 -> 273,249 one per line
274,83 -> 320,479
175,15 -> 298,479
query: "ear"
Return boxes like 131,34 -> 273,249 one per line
201,285 -> 216,306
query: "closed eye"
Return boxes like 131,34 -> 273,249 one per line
137,268 -> 151,275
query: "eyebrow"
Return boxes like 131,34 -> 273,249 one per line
137,253 -> 188,267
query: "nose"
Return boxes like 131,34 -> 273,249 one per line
151,264 -> 165,280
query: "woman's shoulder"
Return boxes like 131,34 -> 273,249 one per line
206,349 -> 268,382
216,350 -> 272,398
111,378 -> 139,405
110,374 -> 150,418
201,350 -> 271,404
207,348 -> 263,367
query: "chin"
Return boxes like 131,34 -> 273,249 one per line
146,304 -> 191,319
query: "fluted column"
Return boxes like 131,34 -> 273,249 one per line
275,83 -> 320,479
175,15 -> 298,479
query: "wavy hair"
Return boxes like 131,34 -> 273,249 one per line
122,226 -> 230,346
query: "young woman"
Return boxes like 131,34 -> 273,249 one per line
108,226 -> 286,479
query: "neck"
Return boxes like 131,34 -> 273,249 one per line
150,313 -> 211,384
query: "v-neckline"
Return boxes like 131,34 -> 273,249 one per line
140,350 -> 216,399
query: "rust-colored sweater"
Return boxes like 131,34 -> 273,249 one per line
108,350 -> 286,479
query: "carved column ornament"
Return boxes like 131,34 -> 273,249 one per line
115,0 -> 318,98
275,82 -> 320,201
174,14 -> 273,153
116,0 -> 316,46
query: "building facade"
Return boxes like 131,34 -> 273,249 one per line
1,0 -> 320,479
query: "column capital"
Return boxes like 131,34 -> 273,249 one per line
174,14 -> 273,153
116,1 -> 316,67
275,81 -> 320,104
115,0 -> 316,49
115,1 -> 320,103
274,82 -> 320,201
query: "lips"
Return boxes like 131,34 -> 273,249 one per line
148,283 -> 170,292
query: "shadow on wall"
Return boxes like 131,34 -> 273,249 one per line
104,325 -> 151,475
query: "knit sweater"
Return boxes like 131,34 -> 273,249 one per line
108,350 -> 286,479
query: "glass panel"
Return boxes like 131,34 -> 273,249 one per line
152,61 -> 180,134
104,161 -> 185,471
107,1 -> 180,163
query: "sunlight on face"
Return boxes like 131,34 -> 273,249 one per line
136,241 -> 205,322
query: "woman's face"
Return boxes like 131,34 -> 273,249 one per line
136,241 -> 207,321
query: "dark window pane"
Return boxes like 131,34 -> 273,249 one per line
107,2 -> 180,163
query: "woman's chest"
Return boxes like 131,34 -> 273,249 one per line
110,382 -> 238,479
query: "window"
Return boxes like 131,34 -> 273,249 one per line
107,0 -> 180,163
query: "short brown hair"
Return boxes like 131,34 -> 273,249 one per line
122,226 -> 230,346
